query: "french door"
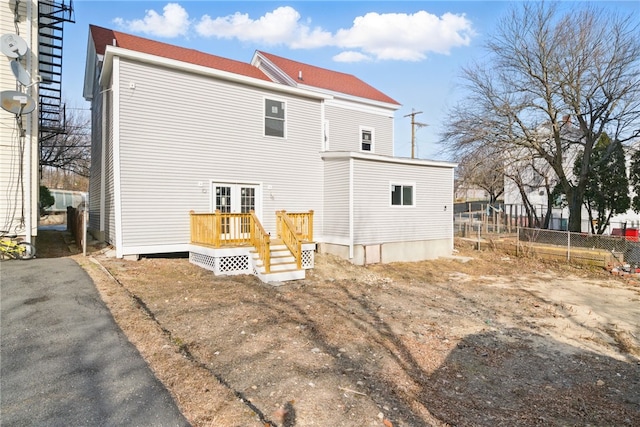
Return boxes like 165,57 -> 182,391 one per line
212,183 -> 259,238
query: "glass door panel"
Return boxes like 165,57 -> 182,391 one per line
212,183 -> 260,240
240,186 -> 255,234
215,185 -> 232,235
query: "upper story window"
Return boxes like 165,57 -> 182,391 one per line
360,127 -> 374,152
391,184 -> 414,206
265,99 -> 285,138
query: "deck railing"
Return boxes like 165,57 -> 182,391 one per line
279,210 -> 314,241
190,210 -> 272,272
190,209 -> 314,274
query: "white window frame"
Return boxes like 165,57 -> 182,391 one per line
359,126 -> 374,152
264,97 -> 286,138
209,180 -> 263,219
390,182 -> 415,207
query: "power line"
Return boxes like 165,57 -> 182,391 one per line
404,109 -> 429,159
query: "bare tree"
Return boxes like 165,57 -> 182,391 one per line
441,2 -> 640,231
40,105 -> 90,178
455,145 -> 504,204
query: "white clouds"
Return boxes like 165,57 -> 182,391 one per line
194,6 -> 333,48
333,51 -> 372,63
115,3 -> 475,62
113,3 -> 190,38
334,11 -> 475,61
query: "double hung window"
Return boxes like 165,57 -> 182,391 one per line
360,127 -> 373,152
265,99 -> 285,137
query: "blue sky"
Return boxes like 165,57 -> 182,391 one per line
61,1 -> 639,160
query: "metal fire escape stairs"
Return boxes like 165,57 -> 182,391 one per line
37,0 -> 74,145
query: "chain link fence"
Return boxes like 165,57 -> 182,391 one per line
457,221 -> 640,267
454,202 -> 640,238
518,226 -> 640,264
454,203 -> 551,237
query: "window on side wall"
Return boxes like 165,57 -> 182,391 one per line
360,127 -> 373,152
391,184 -> 414,206
265,99 -> 285,138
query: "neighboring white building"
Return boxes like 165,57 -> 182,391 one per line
0,0 -> 74,241
0,0 -> 39,240
83,25 -> 457,275
503,122 -> 640,232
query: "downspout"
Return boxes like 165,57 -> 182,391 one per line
349,157 -> 354,259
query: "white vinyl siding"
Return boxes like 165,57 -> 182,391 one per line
88,77 -> 103,231
352,159 -> 453,244
325,104 -> 393,156
104,89 -> 116,245
0,0 -> 38,236
113,59 -> 324,253
323,159 -> 350,238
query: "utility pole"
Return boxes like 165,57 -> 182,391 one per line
404,109 -> 428,159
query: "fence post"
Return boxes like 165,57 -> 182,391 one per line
516,224 -> 519,257
567,230 -> 571,262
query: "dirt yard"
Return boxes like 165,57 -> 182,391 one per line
37,231 -> 640,427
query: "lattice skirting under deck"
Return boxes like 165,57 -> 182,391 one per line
190,243 -> 315,278
189,252 -> 251,276
301,249 -> 314,268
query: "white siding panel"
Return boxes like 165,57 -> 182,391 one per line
105,89 -> 116,244
325,104 -> 394,156
88,78 -> 103,232
323,158 -> 350,238
0,11 -> 17,211
0,0 -> 37,236
352,159 -> 454,244
115,60 -> 324,251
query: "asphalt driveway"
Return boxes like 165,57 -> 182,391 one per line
1,257 -> 191,427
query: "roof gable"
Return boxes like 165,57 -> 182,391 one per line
255,51 -> 400,106
89,25 -> 270,81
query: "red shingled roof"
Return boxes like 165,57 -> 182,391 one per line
89,25 -> 270,81
257,51 -> 400,106
89,25 -> 399,105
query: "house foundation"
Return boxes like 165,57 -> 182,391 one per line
319,238 -> 455,265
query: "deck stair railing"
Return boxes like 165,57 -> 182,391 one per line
276,211 -> 301,269
190,210 -> 315,273
282,210 -> 314,241
249,211 -> 271,273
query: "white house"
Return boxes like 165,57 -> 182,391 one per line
1,1 -> 39,241
83,25 -> 457,281
0,0 -> 74,242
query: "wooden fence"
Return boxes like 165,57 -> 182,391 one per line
66,206 -> 87,255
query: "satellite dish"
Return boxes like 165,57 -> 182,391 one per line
10,60 -> 31,86
0,90 -> 36,115
0,33 -> 28,59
